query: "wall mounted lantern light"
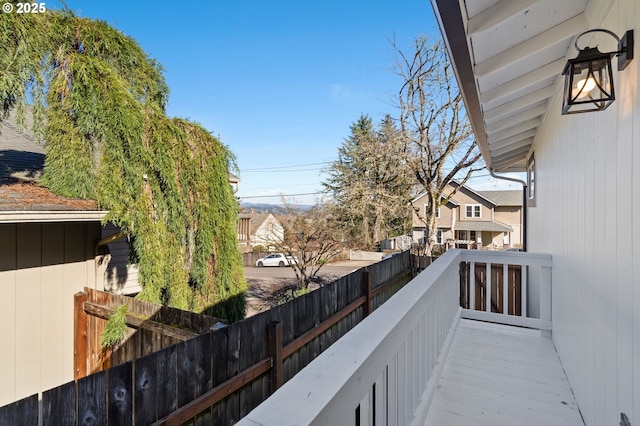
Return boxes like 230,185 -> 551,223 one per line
562,29 -> 634,114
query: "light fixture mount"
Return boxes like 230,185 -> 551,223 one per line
561,29 -> 634,115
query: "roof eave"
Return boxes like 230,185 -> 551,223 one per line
0,210 -> 108,223
431,0 -> 494,171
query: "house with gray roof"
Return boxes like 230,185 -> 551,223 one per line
0,110 -> 110,406
412,181 -> 523,250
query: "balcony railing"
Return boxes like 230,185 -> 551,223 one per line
237,249 -> 553,426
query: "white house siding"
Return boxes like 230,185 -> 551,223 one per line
99,223 -> 141,295
0,221 -> 100,406
528,1 -> 639,423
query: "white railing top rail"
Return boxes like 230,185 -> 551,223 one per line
238,249 -> 463,426
459,249 -> 552,267
237,249 -> 553,426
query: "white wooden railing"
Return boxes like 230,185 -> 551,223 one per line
459,250 -> 552,337
237,249 -> 552,426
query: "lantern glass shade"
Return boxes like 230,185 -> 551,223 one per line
562,47 -> 615,114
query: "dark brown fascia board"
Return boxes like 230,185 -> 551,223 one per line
430,0 -> 492,170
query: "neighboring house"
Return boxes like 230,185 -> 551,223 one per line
0,111 -> 106,406
247,213 -> 284,248
412,182 -> 522,250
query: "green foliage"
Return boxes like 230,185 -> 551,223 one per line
324,114 -> 412,248
2,6 -> 246,321
100,304 -> 128,350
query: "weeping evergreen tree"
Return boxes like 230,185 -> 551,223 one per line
1,5 -> 246,321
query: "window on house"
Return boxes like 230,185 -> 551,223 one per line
457,230 -> 467,240
424,205 -> 440,218
465,204 -> 481,218
470,231 -> 477,242
527,154 -> 536,207
436,229 -> 443,244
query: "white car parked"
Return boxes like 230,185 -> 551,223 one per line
255,253 -> 298,267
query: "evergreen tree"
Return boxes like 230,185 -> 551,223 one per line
1,5 -> 246,321
324,114 -> 411,248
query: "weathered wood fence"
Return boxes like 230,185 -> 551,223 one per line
0,251 -> 413,425
75,288 -> 224,380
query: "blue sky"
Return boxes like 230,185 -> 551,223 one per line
51,1 -> 520,204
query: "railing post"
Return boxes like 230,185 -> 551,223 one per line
459,262 -> 468,308
469,262 -> 475,310
502,263 -> 509,315
521,266 -> 528,317
362,269 -> 373,317
485,263 -> 492,313
268,321 -> 283,392
540,266 -> 552,338
74,291 -> 88,380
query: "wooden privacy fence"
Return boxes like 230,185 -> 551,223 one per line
74,288 -> 224,380
0,251 -> 414,426
459,261 -> 522,315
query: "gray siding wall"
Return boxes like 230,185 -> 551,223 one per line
0,221 -> 101,406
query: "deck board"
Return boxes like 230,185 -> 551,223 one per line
425,319 -> 584,426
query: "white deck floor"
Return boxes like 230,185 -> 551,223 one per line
425,319 -> 584,426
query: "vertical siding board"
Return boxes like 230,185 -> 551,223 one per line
42,381 -> 76,426
616,21 -> 635,418
0,223 -> 17,406
15,223 -> 42,401
592,103 -> 607,425
40,223 -> 66,391
632,3 -> 640,422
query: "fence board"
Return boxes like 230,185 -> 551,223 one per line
178,333 -> 211,409
134,351 -> 158,425
225,320 -> 241,424
0,252 -> 415,426
156,345 -> 178,419
250,312 -> 269,413
77,369 -> 106,425
107,361 -> 133,426
211,325 -> 229,424
42,381 -> 76,426
310,290 -> 321,360
238,321 -> 254,419
0,394 -> 38,426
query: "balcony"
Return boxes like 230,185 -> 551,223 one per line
238,249 -> 584,426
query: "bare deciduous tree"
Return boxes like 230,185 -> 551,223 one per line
268,204 -> 344,291
394,37 -> 484,255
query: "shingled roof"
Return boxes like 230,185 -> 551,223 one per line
477,190 -> 523,206
0,110 -> 101,215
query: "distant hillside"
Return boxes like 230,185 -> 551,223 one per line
240,202 -> 314,214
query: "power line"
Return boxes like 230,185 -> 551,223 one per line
239,191 -> 326,200
242,161 -> 332,172
242,167 -> 326,173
